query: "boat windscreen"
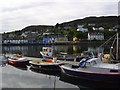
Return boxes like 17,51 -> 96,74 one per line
10,58 -> 18,60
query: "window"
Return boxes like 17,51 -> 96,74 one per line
110,70 -> 118,72
91,61 -> 97,65
49,49 -> 52,52
86,62 -> 91,66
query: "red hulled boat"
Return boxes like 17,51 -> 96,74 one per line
8,57 -> 29,66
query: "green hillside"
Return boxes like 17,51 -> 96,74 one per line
3,16 -> 119,40
61,16 -> 118,29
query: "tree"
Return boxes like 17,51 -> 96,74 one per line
75,32 -> 87,39
67,31 -> 75,41
87,26 -> 93,32
36,35 -> 43,40
70,26 -> 77,32
52,23 -> 60,34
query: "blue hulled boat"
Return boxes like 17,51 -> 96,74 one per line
60,57 -> 120,83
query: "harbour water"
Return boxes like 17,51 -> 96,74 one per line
2,44 -> 105,58
1,44 -> 119,89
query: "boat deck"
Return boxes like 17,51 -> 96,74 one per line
63,64 -> 120,74
93,63 -> 120,69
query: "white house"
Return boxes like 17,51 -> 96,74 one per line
77,25 -> 88,32
9,34 -> 15,37
109,25 -> 118,31
88,23 -> 96,26
88,33 -> 104,40
43,32 -> 51,35
99,27 -> 104,31
31,31 -> 38,34
109,28 -> 117,31
3,39 -> 28,44
63,26 -> 71,30
21,33 -> 27,38
93,27 -> 104,31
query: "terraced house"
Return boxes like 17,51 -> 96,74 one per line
88,33 -> 104,40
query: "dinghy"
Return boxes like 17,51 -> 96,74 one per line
8,57 -> 29,66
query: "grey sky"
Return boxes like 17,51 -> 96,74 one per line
0,0 -> 119,33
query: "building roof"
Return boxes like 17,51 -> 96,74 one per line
88,33 -> 104,35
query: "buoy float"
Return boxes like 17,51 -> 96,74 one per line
45,60 -> 52,62
16,55 -> 22,58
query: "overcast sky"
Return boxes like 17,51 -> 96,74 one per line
0,0 -> 119,33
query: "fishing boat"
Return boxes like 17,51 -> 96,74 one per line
40,47 -> 75,61
7,57 -> 29,66
8,63 -> 28,71
60,33 -> 120,83
40,47 -> 91,62
29,58 -> 65,70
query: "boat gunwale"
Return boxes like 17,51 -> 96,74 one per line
29,61 -> 62,66
8,58 -> 28,62
61,65 -> 120,75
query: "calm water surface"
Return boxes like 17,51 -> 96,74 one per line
2,44 -> 105,57
2,65 -> 78,88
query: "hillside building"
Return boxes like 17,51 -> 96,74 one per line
93,27 -> 104,31
77,25 -> 88,32
42,35 -> 68,43
88,23 -> 96,26
88,33 -> 104,40
3,39 -> 28,44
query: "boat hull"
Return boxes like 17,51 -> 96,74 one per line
8,59 -> 29,66
43,55 -> 75,61
61,66 -> 120,83
30,63 -> 64,70
30,67 -> 61,76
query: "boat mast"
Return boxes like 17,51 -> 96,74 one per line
116,33 -> 119,60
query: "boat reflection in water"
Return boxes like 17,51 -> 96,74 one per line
59,73 -> 120,89
30,67 -> 61,89
8,63 -> 28,71
30,67 -> 61,77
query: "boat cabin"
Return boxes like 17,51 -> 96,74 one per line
42,47 -> 53,57
85,58 -> 101,67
